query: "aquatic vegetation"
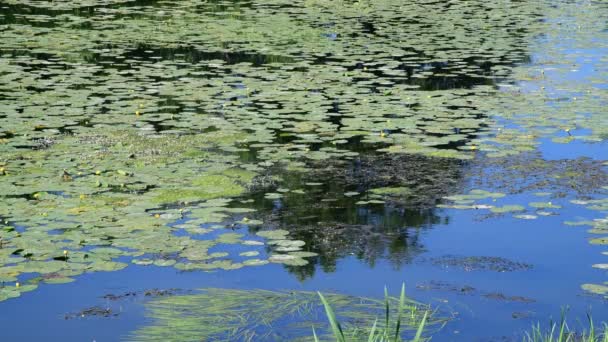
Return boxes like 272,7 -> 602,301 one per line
64,306 -> 116,320
416,280 -> 535,303
0,129 -> 319,300
244,183 -> 433,278
10,2 -> 608,342
581,283 -> 608,297
564,202 -> 608,296
444,189 -> 506,202
129,287 -> 437,342
315,285 -> 430,342
315,293 -> 605,342
427,255 -> 533,272
524,312 -> 608,342
440,154 -> 608,215
318,153 -> 467,209
2,0 -> 598,171
490,205 -> 526,214
0,1 -> 607,339
369,187 -> 411,198
125,286 -> 603,342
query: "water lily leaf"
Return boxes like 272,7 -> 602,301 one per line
90,261 -> 128,272
0,287 -> 20,301
16,284 -> 38,293
243,259 -> 269,266
264,193 -> 283,200
239,219 -> 263,226
590,237 -> 608,245
44,277 -> 75,284
256,230 -> 289,239
288,251 -> 318,258
490,205 -> 526,214
216,233 -> 244,244
132,259 -> 154,266
242,240 -> 265,246
153,259 -> 177,267
369,187 -> 411,197
582,283 -> 608,295
268,254 -> 309,266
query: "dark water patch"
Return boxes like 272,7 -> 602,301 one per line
83,44 -> 295,68
106,182 -> 157,195
102,288 -> 182,301
64,287 -> 183,320
359,20 -> 377,35
0,49 -> 71,73
190,0 -> 258,16
354,59 -> 502,91
0,131 -> 15,139
0,3 -> 58,27
416,280 -> 477,294
483,292 -> 535,304
0,0 -> 162,19
511,311 -> 534,320
0,7 -> 148,29
64,306 -> 117,319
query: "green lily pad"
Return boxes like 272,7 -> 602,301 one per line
44,277 -> 75,284
268,254 -> 308,266
490,205 -> 526,214
243,259 -> 269,266
582,283 -> 608,295
239,251 -> 260,257
153,259 -> 177,267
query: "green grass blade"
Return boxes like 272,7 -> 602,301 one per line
385,286 -> 390,339
318,292 -> 346,342
313,326 -> 320,342
394,283 -> 406,342
369,319 -> 378,342
558,309 -> 567,342
588,313 -> 595,342
412,311 -> 428,342
549,322 -> 556,342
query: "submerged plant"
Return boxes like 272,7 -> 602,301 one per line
130,287 -> 439,342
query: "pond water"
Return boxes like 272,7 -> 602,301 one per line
0,0 -> 607,341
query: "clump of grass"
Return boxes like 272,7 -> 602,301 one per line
314,284 -> 431,342
314,289 -> 608,342
524,310 -> 608,342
